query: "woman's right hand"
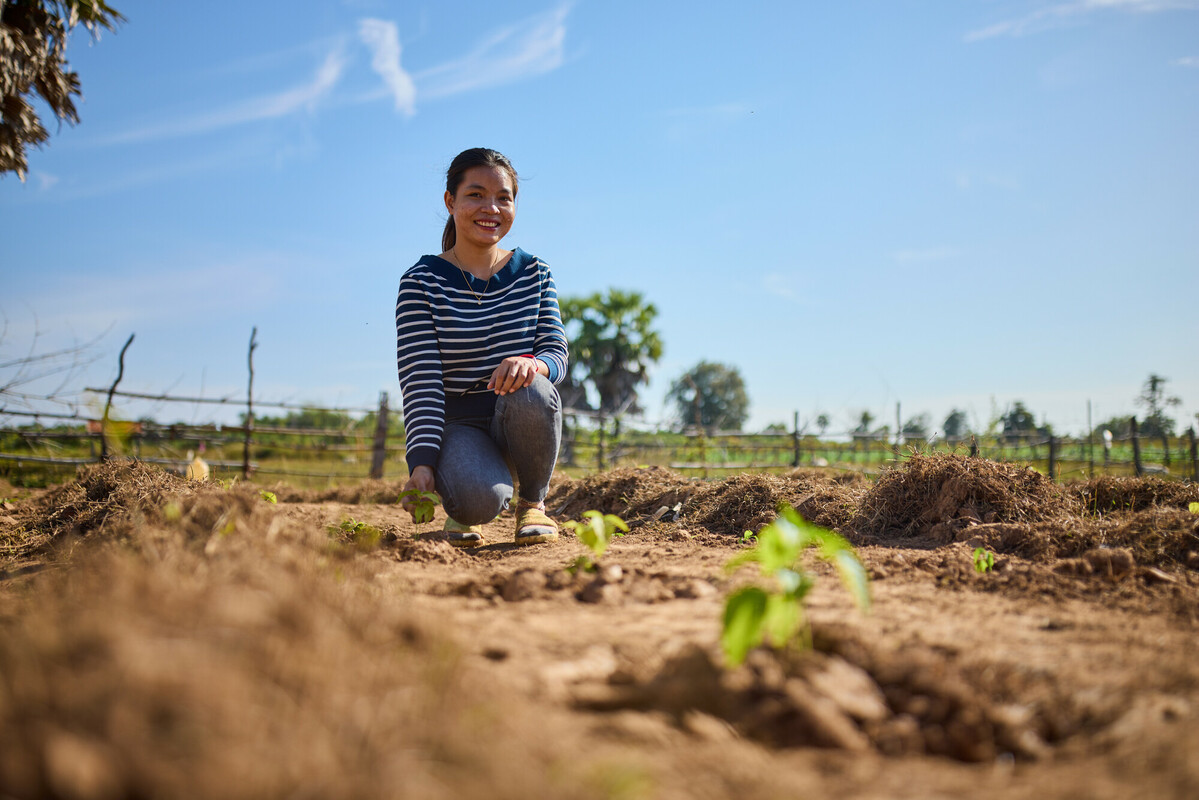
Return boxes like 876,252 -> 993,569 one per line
401,465 -> 437,520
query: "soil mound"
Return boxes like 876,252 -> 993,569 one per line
686,473 -> 863,537
855,454 -> 1078,536
1070,475 -> 1199,516
546,469 -> 864,538
546,466 -> 700,520
11,460 -> 278,566
267,478 -> 407,505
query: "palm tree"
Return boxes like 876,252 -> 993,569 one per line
1,1 -> 124,180
559,290 -> 663,416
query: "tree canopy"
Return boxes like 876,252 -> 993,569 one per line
1136,373 -> 1180,439
558,289 -> 663,416
942,409 -> 969,438
1,0 -> 123,180
667,361 -> 749,433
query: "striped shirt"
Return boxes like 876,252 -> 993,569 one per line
395,247 -> 568,473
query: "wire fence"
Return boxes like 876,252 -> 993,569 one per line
3,329 -> 1194,486
3,398 -> 1196,488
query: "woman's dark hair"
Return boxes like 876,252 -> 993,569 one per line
442,148 -> 519,251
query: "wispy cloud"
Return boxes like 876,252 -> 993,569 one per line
892,246 -> 960,264
415,3 -> 570,100
966,0 -> 1199,41
663,103 -> 754,118
762,273 -> 798,299
358,18 -> 415,116
1174,55 -> 1199,66
97,46 -> 348,145
954,169 -> 1021,191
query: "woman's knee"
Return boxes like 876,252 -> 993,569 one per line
437,477 -> 510,525
501,374 -> 561,419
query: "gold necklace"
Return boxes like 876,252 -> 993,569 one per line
453,246 -> 500,305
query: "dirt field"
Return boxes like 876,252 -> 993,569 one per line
2,456 -> 1197,799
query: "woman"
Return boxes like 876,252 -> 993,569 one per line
396,148 -> 568,547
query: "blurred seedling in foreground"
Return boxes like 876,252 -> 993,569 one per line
564,510 -> 628,574
721,505 -> 871,667
328,518 -> 382,551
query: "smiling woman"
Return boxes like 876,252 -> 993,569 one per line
395,148 -> 569,549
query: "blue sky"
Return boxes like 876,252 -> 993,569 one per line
3,0 -> 1197,437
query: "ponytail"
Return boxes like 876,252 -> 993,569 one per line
442,217 -> 456,251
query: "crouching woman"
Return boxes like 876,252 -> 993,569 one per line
395,147 -> 567,547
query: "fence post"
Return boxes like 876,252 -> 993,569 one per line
1087,400 -> 1094,479
597,414 -> 606,471
791,411 -> 800,467
242,327 -> 257,480
1130,416 -> 1143,477
1188,427 -> 1197,482
369,391 -> 389,479
1047,434 -> 1057,480
101,333 -> 135,462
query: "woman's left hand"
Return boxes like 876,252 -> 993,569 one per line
488,355 -> 543,395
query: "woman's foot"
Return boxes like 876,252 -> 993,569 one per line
443,517 -> 484,547
515,499 -> 558,545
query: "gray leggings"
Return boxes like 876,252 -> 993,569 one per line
434,374 -> 561,526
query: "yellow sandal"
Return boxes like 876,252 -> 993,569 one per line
514,499 -> 558,545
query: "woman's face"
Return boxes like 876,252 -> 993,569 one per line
445,165 -> 516,250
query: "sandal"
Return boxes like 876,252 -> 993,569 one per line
443,517 -> 484,548
515,499 -> 558,545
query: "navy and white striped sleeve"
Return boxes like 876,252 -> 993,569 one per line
395,269 -> 445,473
533,261 -> 569,384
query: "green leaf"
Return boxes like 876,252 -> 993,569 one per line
259,490 -> 277,504
1189,502 -> 1199,515
721,587 -> 768,666
763,591 -> 803,648
831,550 -> 872,612
972,546 -> 995,574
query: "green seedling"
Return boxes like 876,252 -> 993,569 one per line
564,510 -> 628,573
1189,502 -> 1199,515
398,489 -> 440,525
721,505 -> 870,667
259,490 -> 277,504
741,530 -> 757,543
973,546 -> 995,574
328,518 -> 382,551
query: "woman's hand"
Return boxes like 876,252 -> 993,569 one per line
488,355 -> 545,396
401,465 -> 437,521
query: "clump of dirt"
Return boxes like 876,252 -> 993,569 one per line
546,466 -> 700,520
686,473 -> 864,537
855,453 -> 1078,537
1070,476 -> 1199,516
574,629 -> 1082,763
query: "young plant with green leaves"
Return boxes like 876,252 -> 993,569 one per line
721,505 -> 871,666
973,546 -> 995,573
328,518 -> 382,551
1189,502 -> 1199,515
397,489 -> 440,525
563,510 -> 628,573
